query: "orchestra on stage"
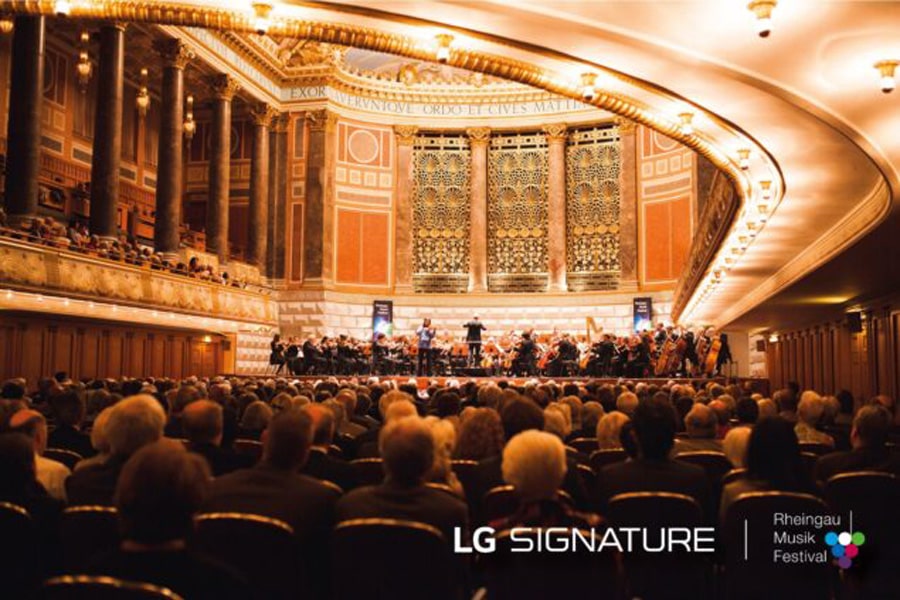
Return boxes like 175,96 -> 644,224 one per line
268,317 -> 733,379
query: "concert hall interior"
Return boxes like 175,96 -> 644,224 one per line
0,1 -> 898,599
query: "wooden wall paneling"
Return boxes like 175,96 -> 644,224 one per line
150,334 -> 166,377
106,332 -> 123,379
52,325 -> 74,378
811,328 -> 823,394
21,324 -> 44,390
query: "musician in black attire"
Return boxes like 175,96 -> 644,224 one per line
586,334 -> 616,377
626,335 -> 651,378
303,336 -> 328,375
547,334 -> 579,377
371,333 -> 391,375
284,338 -> 301,375
269,334 -> 286,374
681,330 -> 699,376
336,335 -> 359,375
463,315 -> 487,367
511,331 -> 537,377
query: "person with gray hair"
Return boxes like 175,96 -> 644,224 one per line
814,405 -> 900,482
675,403 -> 723,454
795,391 -> 835,447
66,395 -> 166,506
183,400 -> 253,476
336,417 -> 468,541
8,408 -> 70,501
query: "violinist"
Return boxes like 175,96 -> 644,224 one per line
284,336 -> 301,375
269,334 -> 286,374
415,318 -> 437,376
586,333 -> 616,377
371,332 -> 391,375
547,333 -> 578,377
303,335 -> 327,375
511,331 -> 537,377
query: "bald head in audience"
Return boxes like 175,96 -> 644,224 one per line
182,400 -> 224,446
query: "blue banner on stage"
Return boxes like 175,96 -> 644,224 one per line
372,300 -> 394,339
633,297 -> 652,333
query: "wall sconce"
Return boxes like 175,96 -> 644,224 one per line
251,2 -> 273,36
0,15 -> 13,34
580,72 -> 597,101
75,30 -> 91,92
748,1 -> 777,38
737,148 -> 751,170
678,112 -> 694,135
435,33 -> 454,64
759,179 -> 773,201
183,94 -> 196,141
768,333 -> 779,343
136,68 -> 150,118
874,60 -> 898,94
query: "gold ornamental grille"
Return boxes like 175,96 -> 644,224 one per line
411,135 -> 471,293
565,126 -> 621,291
487,133 -> 549,293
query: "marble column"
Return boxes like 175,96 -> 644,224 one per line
466,127 -> 491,293
303,109 -> 335,285
152,38 -> 193,257
89,24 -> 126,239
205,74 -> 241,264
266,114 -> 288,282
543,123 -> 568,292
393,125 -> 418,293
247,103 -> 277,270
4,16 -> 45,224
617,117 -> 639,290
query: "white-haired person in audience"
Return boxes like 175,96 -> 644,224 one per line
794,391 -> 835,447
493,430 -> 601,530
674,403 -> 723,455
355,397 -> 418,458
722,426 -> 752,468
756,398 -> 777,419
543,405 -> 571,442
75,406 -> 114,471
66,394 -> 166,506
423,416 -> 464,497
8,408 -> 70,502
237,400 -> 273,440
336,416 -> 468,541
616,391 -> 639,417
595,411 -> 630,450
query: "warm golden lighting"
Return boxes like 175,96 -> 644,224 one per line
0,16 -> 13,34
874,60 -> 898,94
251,2 -> 273,35
435,33 -> 454,64
737,148 -> 751,170
678,112 -> 694,135
183,94 -> 196,140
759,179 -> 773,200
54,0 -> 72,17
580,72 -> 598,101
136,68 -> 150,117
748,1 -> 777,38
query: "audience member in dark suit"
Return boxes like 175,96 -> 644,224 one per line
67,395 -> 166,506
47,389 -> 95,458
183,400 -> 254,477
163,385 -> 202,439
720,417 -> 817,523
301,403 -> 358,492
88,439 -> 250,600
336,416 -> 468,542
469,398 -> 588,515
674,403 -> 723,455
595,395 -> 711,518
815,405 -> 900,483
204,409 -> 340,599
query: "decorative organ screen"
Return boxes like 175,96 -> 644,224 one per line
565,126 -> 621,291
411,134 -> 471,293
487,133 -> 549,292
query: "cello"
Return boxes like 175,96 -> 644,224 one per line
703,332 -> 723,376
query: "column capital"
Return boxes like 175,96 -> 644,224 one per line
615,116 -> 637,134
250,102 -> 279,127
466,126 -> 491,145
394,124 -> 419,146
271,113 -> 290,134
209,73 -> 241,101
153,37 -> 195,70
541,123 -> 568,143
306,108 -> 337,132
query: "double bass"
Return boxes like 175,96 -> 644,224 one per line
703,333 -> 723,376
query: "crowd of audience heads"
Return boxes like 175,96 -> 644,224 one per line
0,211 -> 249,288
0,369 -> 897,598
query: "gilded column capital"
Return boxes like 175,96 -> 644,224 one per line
250,103 -> 279,128
153,37 -> 195,70
541,123 -> 568,143
306,109 -> 337,132
615,116 -> 637,134
271,113 -> 290,134
466,126 -> 491,145
394,124 -> 419,146
209,74 -> 241,101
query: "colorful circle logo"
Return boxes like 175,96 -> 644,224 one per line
824,530 -> 865,569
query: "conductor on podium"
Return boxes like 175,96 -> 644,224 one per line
463,315 -> 487,367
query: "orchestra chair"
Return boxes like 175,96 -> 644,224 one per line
331,518 -> 459,600
39,576 -> 183,600
44,447 -> 83,471
824,472 -> 900,596
676,451 -> 733,501
589,448 -> 628,473
193,513 -> 302,600
569,437 -> 599,455
0,502 -> 39,598
721,468 -> 747,486
350,458 -> 385,486
232,439 -> 263,462
482,527 -> 619,600
607,492 -> 711,600
60,506 -> 120,572
799,442 -> 834,456
722,492 -> 832,600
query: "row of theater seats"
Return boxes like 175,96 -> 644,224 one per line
3,446 -> 898,600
